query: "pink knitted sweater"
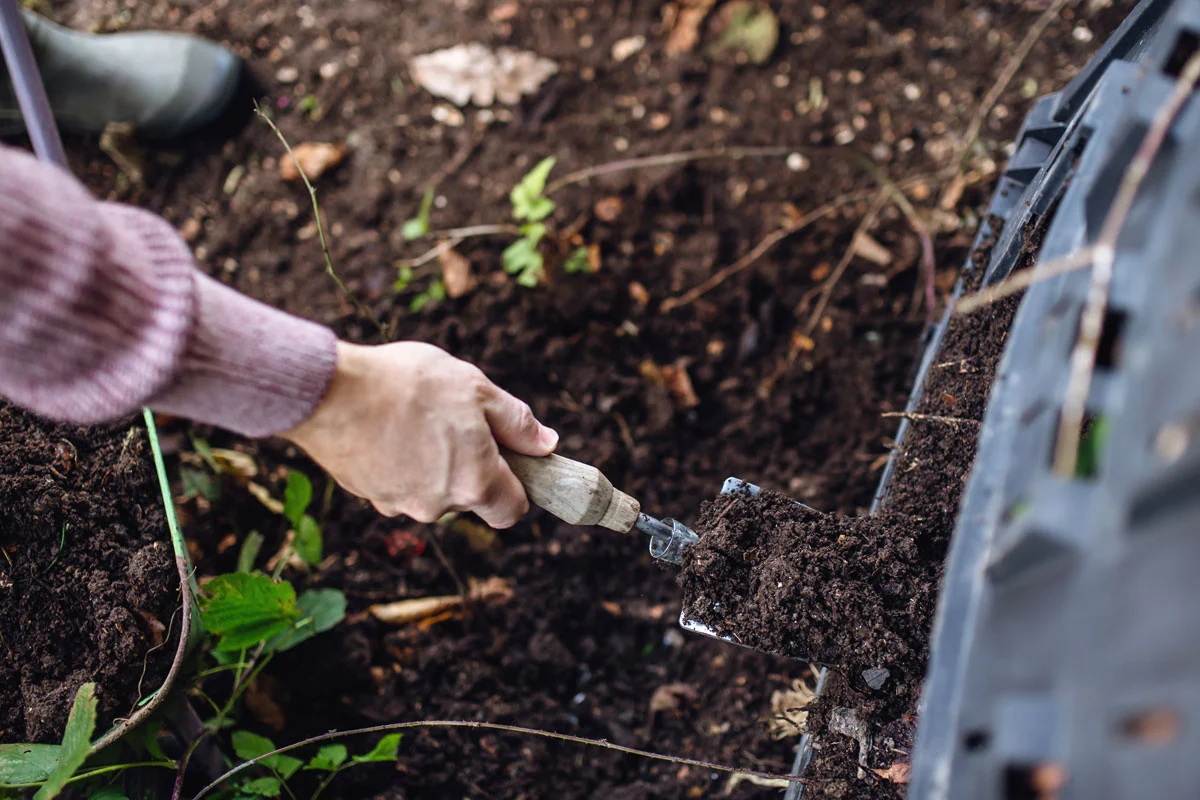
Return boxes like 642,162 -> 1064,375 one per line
0,143 -> 338,437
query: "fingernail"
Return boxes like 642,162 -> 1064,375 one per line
539,425 -> 559,450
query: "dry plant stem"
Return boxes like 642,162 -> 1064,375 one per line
254,105 -> 389,340
545,145 -> 805,195
859,158 -> 937,323
955,246 -> 1095,314
399,225 -> 524,269
1054,49 -> 1200,474
189,720 -> 806,799
804,194 -> 890,338
661,187 -> 878,313
881,412 -> 979,426
943,0 -> 1070,208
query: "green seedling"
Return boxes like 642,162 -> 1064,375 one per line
408,278 -> 447,313
563,246 -> 592,274
219,732 -> 400,800
283,471 -> 323,567
402,186 -> 436,241
297,94 -> 321,119
503,157 -> 558,287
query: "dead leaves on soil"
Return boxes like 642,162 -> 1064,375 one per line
369,576 -> 513,625
410,43 -> 558,107
649,682 -> 700,715
639,359 -> 700,409
279,142 -> 347,182
663,0 -> 717,55
439,247 -> 477,298
871,761 -> 912,784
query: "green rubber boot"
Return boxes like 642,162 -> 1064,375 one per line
0,10 -> 261,140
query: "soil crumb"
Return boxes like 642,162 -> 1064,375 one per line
679,492 -> 938,680
0,405 -> 180,744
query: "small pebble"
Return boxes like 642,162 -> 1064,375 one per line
787,152 -> 809,172
612,35 -> 646,62
863,667 -> 890,690
275,66 -> 299,83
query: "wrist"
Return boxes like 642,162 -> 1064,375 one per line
283,340 -> 370,449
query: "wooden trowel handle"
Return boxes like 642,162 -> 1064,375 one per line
501,450 -> 641,533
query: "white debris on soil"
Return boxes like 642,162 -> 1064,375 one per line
829,706 -> 871,779
410,43 -> 559,107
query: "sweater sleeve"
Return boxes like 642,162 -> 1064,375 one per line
0,143 -> 337,437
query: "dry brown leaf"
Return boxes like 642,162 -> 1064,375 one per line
216,533 -> 238,555
370,595 -> 463,625
628,281 -> 650,310
211,448 -> 258,481
467,575 -> 514,603
134,609 -> 166,648
791,333 -> 815,352
871,761 -> 912,784
649,682 -> 700,714
601,601 -> 623,616
439,247 -> 477,298
665,0 -> 717,55
410,43 -> 558,107
247,481 -> 284,515
810,262 -> 832,281
852,231 -> 893,266
245,675 -> 287,732
279,142 -> 347,182
594,196 -> 624,222
661,363 -> 700,409
639,359 -> 666,386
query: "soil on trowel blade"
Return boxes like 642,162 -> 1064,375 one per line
680,493 -> 936,681
0,405 -> 180,744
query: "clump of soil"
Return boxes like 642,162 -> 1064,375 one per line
0,405 -> 180,744
680,493 -> 937,681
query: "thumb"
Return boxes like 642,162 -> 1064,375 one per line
481,384 -> 558,456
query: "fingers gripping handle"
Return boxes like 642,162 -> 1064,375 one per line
501,450 -> 641,533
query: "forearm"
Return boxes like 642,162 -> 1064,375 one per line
0,144 -> 336,436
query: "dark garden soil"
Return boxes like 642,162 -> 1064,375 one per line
3,0 -> 1130,795
0,406 -> 179,745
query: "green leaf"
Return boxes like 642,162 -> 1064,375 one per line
238,531 -> 265,574
88,789 -> 128,800
266,589 -> 347,654
502,238 -> 539,276
200,573 -> 299,652
231,732 -> 301,780
190,434 -> 220,472
33,683 -> 96,800
283,472 -> 313,527
294,516 -> 323,566
1076,415 -> 1111,478
708,3 -> 779,64
305,744 -> 348,772
516,257 -> 544,287
563,246 -> 591,274
353,734 -> 402,764
0,744 -> 59,787
181,466 -> 220,502
511,157 -> 557,221
238,776 -> 282,797
394,265 -> 415,292
519,222 -> 547,247
409,280 -> 447,314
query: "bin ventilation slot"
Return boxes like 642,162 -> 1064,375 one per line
1002,763 -> 1068,800
1165,30 -> 1200,78
1119,707 -> 1181,747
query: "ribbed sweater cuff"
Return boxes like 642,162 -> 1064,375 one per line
148,271 -> 339,438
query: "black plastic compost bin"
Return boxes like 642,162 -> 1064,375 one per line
781,0 -> 1200,796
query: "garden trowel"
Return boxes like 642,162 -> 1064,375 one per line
501,450 -> 699,564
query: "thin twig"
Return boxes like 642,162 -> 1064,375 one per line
1055,50 -> 1200,474
955,247 -> 1095,315
398,225 -> 524,270
757,193 -> 888,399
859,158 -> 937,324
546,146 -> 806,195
942,0 -> 1070,209
190,720 -> 806,799
254,104 -> 388,340
881,412 -> 979,426
804,195 -> 891,338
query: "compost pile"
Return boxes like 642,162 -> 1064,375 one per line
0,405 -> 178,745
680,494 -> 935,678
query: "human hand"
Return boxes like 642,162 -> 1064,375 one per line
283,341 -> 557,528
